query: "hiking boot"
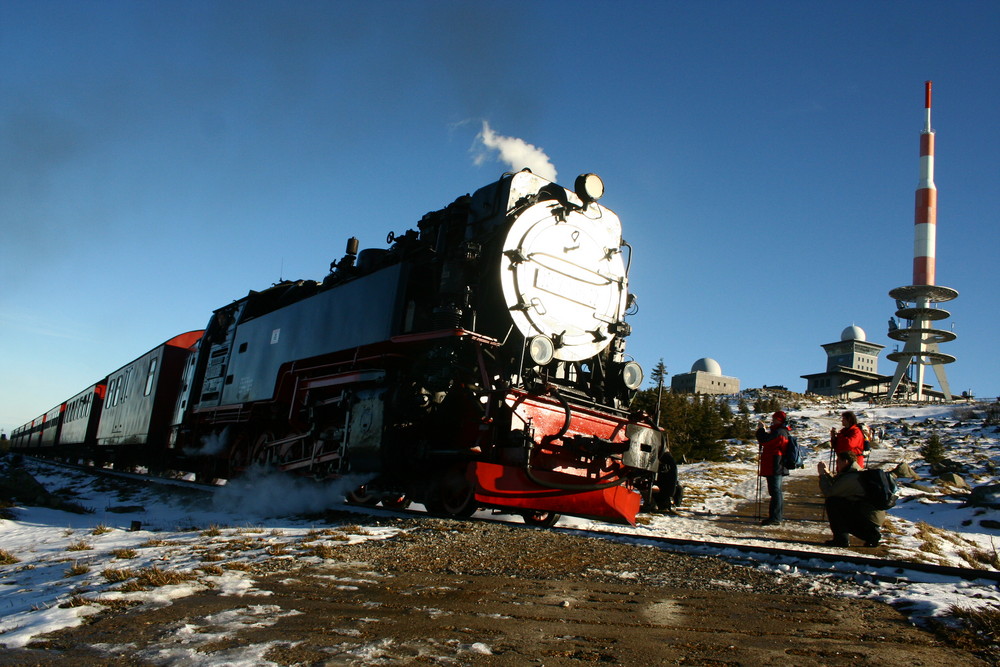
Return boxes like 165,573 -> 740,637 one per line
864,539 -> 880,547
824,536 -> 849,547
760,519 -> 781,526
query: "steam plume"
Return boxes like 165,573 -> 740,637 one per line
474,121 -> 557,182
213,466 -> 375,517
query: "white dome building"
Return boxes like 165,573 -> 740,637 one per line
691,357 -> 723,375
671,357 -> 740,395
841,325 -> 866,341
801,324 -> 887,400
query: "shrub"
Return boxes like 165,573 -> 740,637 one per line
920,431 -> 946,465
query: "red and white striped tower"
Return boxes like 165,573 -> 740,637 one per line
914,80 -> 938,285
886,81 -> 958,401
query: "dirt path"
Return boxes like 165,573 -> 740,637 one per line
1,516 -> 986,666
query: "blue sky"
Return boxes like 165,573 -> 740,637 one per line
2,1 -> 998,434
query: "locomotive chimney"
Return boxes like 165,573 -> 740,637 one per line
345,237 -> 360,257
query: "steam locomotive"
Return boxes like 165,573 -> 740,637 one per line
11,170 -> 666,525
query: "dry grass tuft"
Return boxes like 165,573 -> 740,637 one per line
111,548 -> 138,559
199,564 -> 224,575
932,605 -> 1000,664
306,544 -> 338,559
227,537 -> 257,550
222,561 -> 252,571
64,562 -> 90,577
66,540 -> 93,552
0,549 -> 20,565
305,528 -> 339,538
914,522 -> 947,557
139,538 -> 169,548
133,565 -> 197,588
118,580 -> 148,592
97,598 -> 144,611
91,523 -> 113,535
200,524 -> 223,537
103,567 -> 137,583
959,546 -> 1000,570
58,594 -> 91,608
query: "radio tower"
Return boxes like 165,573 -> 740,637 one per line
886,81 -> 957,402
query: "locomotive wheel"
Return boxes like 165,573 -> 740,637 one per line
345,485 -> 379,506
521,511 -> 560,527
249,432 -> 276,467
380,495 -> 411,510
427,466 -> 477,518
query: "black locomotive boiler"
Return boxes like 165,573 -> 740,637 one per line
12,170 -> 666,525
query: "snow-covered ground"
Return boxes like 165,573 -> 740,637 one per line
1,398 -> 998,659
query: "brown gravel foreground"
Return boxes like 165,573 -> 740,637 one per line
0,517 -> 987,666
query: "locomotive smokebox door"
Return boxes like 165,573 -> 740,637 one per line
500,199 -> 628,362
623,424 -> 663,472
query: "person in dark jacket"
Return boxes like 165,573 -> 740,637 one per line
817,451 -> 886,547
755,410 -> 789,526
831,411 -> 866,468
650,448 -> 681,514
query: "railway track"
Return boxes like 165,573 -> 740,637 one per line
573,524 -> 1000,585
18,454 -> 1000,587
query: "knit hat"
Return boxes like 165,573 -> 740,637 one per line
772,411 -> 786,423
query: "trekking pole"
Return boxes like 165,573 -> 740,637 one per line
755,446 -> 762,520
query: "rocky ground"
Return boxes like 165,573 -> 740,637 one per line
1,513 -> 991,666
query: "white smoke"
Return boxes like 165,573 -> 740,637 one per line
473,121 -> 557,182
213,466 -> 376,517
185,426 -> 230,457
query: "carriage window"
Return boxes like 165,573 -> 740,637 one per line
121,368 -> 133,402
144,358 -> 158,396
106,378 -> 118,408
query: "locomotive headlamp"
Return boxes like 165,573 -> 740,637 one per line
574,173 -> 604,203
621,361 -> 643,390
528,335 -> 555,366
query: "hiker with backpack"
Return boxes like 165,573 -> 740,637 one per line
830,411 -> 866,468
755,410 -> 791,527
817,451 -> 886,547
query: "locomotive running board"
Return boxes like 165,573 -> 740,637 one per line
471,461 -> 641,526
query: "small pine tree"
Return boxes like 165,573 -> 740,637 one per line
649,359 -> 668,389
919,431 -> 946,465
717,398 -> 733,422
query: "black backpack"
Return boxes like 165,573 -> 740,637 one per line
781,435 -> 804,471
858,469 -> 899,510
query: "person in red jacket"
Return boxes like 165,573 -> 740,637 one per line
830,411 -> 866,468
756,410 -> 790,526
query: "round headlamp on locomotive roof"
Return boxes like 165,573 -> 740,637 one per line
528,335 -> 556,366
574,173 -> 604,203
621,361 -> 643,390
